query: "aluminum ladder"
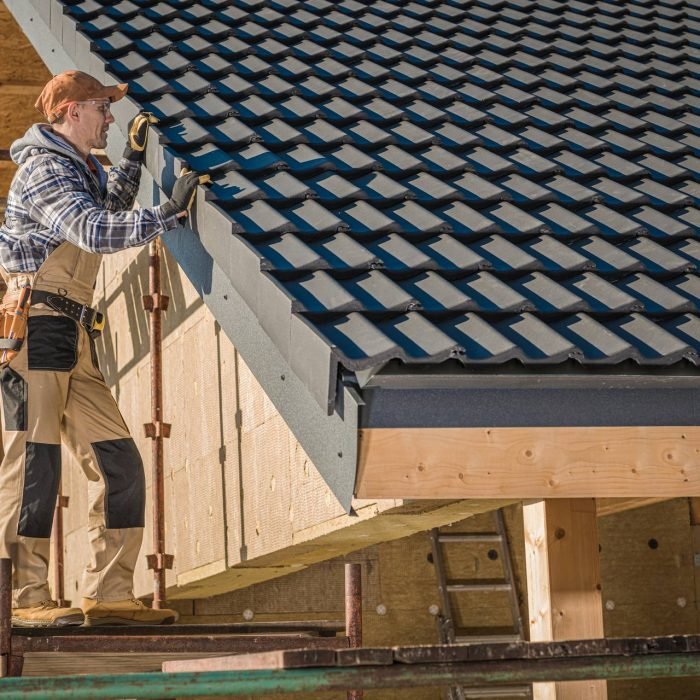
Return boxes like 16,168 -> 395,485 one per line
430,509 -> 531,699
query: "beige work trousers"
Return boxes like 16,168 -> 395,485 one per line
0,243 -> 145,607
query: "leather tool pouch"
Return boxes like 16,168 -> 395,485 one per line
0,310 -> 21,358
0,286 -> 31,364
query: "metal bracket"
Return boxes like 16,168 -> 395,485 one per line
146,553 -> 174,571
144,422 -> 172,439
142,293 -> 170,312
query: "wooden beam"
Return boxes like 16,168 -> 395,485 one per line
357,427 -> 700,499
689,498 -> 700,526
596,498 -> 670,518
524,499 -> 606,700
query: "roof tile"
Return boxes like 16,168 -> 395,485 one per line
54,0 -> 700,378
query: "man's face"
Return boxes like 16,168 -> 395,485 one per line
75,99 -> 114,150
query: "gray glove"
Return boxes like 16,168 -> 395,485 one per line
161,171 -> 202,218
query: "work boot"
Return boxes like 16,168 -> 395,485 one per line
11,600 -> 85,627
82,598 -> 179,626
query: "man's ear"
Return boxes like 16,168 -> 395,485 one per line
67,103 -> 80,123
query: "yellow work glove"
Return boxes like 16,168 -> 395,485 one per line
124,112 -> 158,161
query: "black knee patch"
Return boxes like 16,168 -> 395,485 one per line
1,366 -> 27,431
92,438 -> 145,529
18,442 -> 61,538
28,316 -> 78,372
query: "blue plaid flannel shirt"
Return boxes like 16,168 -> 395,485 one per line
0,126 -> 178,273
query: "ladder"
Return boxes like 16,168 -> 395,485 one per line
430,509 -> 531,699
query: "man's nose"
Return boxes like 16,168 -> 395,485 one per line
105,112 -> 115,124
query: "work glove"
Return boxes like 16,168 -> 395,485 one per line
123,112 -> 158,162
161,169 -> 211,219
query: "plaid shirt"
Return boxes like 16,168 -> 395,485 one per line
0,125 -> 178,273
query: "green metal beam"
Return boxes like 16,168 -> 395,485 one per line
1,653 -> 699,699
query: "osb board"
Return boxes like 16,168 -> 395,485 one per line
0,3 -> 49,84
192,552 -> 380,618
0,0 -> 50,192
599,500 -> 695,617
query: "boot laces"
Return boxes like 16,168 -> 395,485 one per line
38,600 -> 59,610
129,598 -> 148,609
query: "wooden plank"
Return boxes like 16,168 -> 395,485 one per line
396,636 -> 700,665
15,634 -> 347,655
13,621 -> 344,637
336,647 -> 393,666
357,427 -> 700,499
596,498 -> 669,517
163,648 -> 338,673
525,500 -> 606,700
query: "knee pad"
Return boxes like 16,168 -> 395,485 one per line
92,438 -> 145,529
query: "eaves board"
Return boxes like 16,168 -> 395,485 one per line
6,0 -> 359,510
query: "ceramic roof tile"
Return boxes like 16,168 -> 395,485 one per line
48,0 -> 700,380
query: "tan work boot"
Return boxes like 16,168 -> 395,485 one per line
82,598 -> 179,626
12,600 -> 85,627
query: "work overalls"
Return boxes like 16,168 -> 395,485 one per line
0,241 -> 145,607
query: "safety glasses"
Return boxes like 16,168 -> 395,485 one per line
76,100 -> 112,116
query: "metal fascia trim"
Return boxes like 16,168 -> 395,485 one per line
365,373 -> 700,391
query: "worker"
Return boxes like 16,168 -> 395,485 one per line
0,70 -> 203,627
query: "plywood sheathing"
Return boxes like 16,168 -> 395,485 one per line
0,3 -> 50,199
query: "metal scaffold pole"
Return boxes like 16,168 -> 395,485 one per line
143,238 -> 173,608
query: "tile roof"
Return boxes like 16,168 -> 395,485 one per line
37,0 -> 700,406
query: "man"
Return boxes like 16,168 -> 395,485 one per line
0,70 -> 202,626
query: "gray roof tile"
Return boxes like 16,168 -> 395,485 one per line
49,0 -> 700,384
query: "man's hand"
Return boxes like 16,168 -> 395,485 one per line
123,112 -> 158,162
162,170 -> 211,219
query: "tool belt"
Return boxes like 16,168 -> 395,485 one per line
30,290 -> 105,337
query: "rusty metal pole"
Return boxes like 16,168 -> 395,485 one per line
51,487 -> 69,607
345,562 -> 363,700
0,558 -> 12,677
143,238 -> 173,609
